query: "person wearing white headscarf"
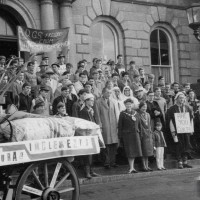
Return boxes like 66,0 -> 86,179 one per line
122,86 -> 139,110
111,87 -> 125,121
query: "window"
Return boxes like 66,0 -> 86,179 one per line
90,22 -> 118,63
150,28 -> 173,84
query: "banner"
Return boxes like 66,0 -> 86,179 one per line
174,112 -> 194,134
0,136 -> 100,166
17,26 -> 70,53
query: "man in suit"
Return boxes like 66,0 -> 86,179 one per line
97,87 -> 119,169
16,82 -> 32,112
11,71 -> 25,99
52,86 -> 77,116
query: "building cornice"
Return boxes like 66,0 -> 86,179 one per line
111,0 -> 190,10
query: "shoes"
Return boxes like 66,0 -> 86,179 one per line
111,164 -> 119,168
104,165 -> 111,170
157,168 -> 162,171
147,167 -> 153,171
161,167 -> 167,170
178,163 -> 183,169
90,172 -> 100,177
128,169 -> 138,174
183,163 -> 193,168
141,168 -> 148,172
85,166 -> 92,179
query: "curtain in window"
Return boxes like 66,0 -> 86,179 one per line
152,66 -> 171,85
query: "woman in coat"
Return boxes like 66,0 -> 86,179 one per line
138,101 -> 154,171
118,98 -> 142,173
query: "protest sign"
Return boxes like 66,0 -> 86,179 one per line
18,26 -> 69,53
174,112 -> 194,134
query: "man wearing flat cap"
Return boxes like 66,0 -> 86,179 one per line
31,98 -> 45,115
131,73 -> 143,92
36,61 -> 49,84
33,74 -> 54,105
31,85 -> 50,115
166,92 -> 193,169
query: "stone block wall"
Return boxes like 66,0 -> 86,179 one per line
71,0 -> 200,83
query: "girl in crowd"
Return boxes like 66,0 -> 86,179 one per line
118,98 -> 142,173
153,122 -> 167,170
138,101 -> 154,172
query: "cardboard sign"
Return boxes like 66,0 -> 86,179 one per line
174,112 -> 194,134
0,136 -> 100,166
18,26 -> 69,53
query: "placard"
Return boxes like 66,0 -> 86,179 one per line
174,112 -> 194,134
18,26 -> 69,53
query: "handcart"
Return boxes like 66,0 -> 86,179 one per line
0,115 -> 101,200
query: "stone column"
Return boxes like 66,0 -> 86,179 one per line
40,0 -> 56,64
59,0 -> 76,67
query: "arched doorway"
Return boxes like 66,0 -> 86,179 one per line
0,6 -> 26,59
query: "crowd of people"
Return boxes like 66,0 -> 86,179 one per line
0,53 -> 199,178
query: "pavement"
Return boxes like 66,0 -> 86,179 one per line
77,157 -> 200,186
79,167 -> 200,200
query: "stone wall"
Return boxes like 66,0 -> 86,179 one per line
71,0 -> 200,83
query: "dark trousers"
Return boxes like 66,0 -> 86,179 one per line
103,143 -> 118,166
175,143 -> 188,163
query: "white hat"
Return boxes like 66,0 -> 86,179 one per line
174,92 -> 185,100
113,86 -> 120,91
84,93 -> 94,101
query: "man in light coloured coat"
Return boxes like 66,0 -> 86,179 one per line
97,87 -> 119,169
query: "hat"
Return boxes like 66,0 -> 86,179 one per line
61,86 -> 69,91
85,81 -> 92,87
40,85 -> 49,92
158,75 -> 164,80
57,53 -> 65,59
39,61 -> 48,67
134,86 -> 143,93
45,68 -> 54,75
148,74 -> 155,79
78,89 -> 87,96
51,63 -> 60,68
124,98 -> 133,104
66,80 -> 74,87
33,98 -> 45,110
0,56 -> 6,60
84,93 -> 94,101
174,92 -> 185,100
42,55 -> 49,60
57,102 -> 65,109
113,86 -> 120,91
41,74 -> 50,79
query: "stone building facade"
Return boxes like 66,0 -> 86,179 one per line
0,0 -> 200,83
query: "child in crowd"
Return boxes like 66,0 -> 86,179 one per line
153,122 -> 167,170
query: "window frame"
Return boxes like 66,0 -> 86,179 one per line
150,27 -> 174,83
89,16 -> 125,65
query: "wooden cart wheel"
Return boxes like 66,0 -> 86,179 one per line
14,159 -> 80,200
0,117 -> 13,142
